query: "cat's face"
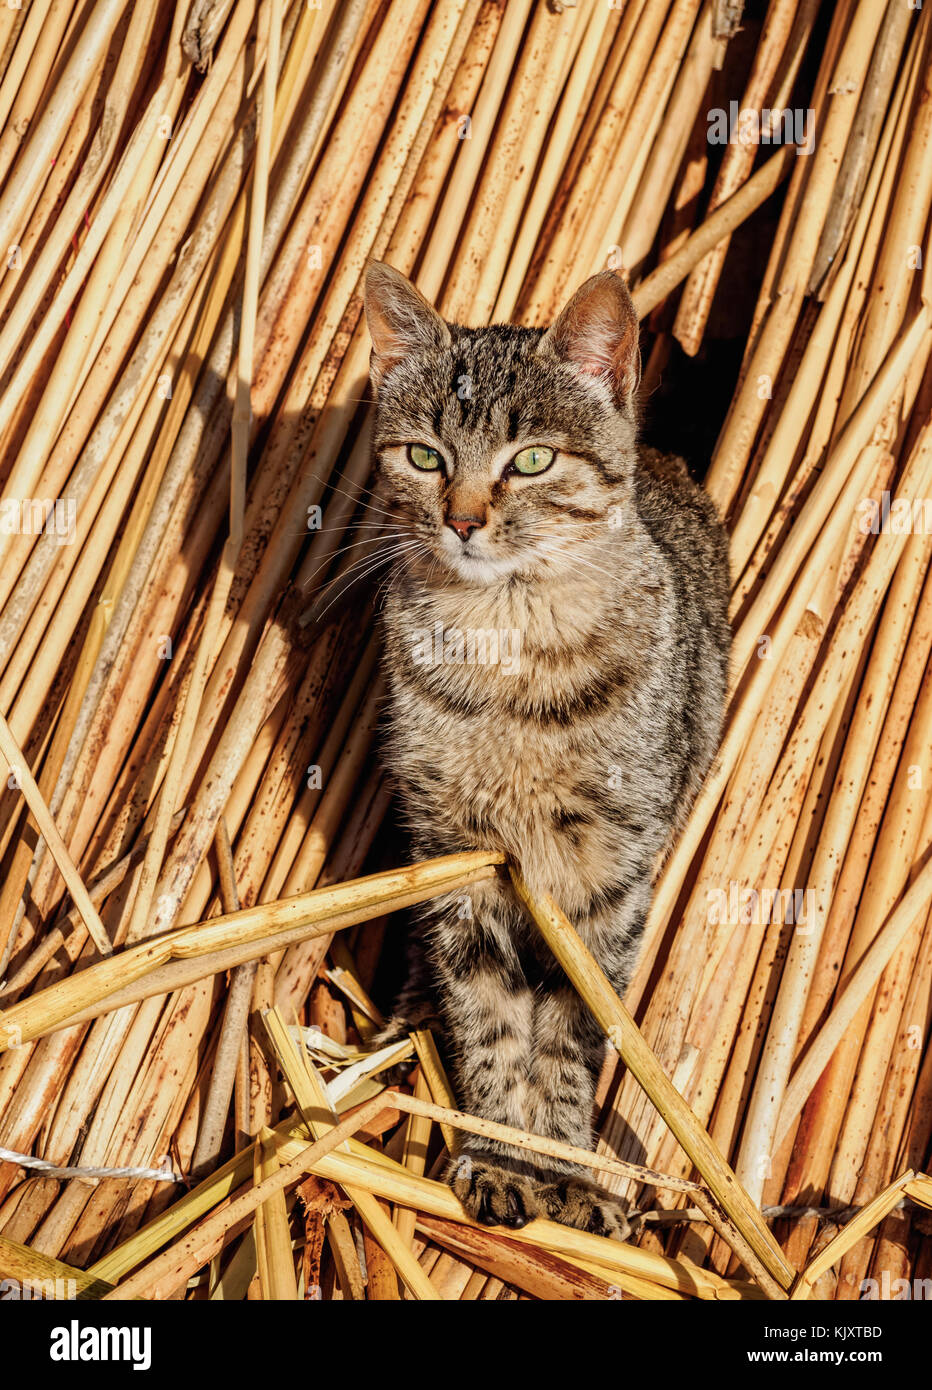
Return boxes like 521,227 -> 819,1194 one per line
365,265 -> 641,586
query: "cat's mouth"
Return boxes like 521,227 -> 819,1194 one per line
440,546 -> 512,584
430,530 -> 543,586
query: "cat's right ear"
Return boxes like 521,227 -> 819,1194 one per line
364,261 -> 451,387
537,270 -> 640,409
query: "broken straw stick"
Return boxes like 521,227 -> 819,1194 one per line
631,145 -> 793,320
0,809 -> 188,999
0,1233 -> 115,1300
0,712 -> 111,959
0,854 -> 504,1049
376,1091 -> 703,1197
508,865 -> 794,1295
97,1091 -> 758,1302
261,1008 -> 441,1300
189,818 -> 252,1179
790,1170 -> 920,1300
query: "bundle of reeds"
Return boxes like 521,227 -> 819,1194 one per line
0,0 -> 930,1302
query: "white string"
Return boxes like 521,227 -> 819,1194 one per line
0,1145 -> 184,1183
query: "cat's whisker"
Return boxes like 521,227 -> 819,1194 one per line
308,536 -> 424,602
301,531 -> 414,587
311,476 -> 399,522
310,541 -> 425,624
327,463 -> 394,509
290,519 -> 406,541
312,521 -> 406,533
307,563 -> 401,626
321,468 -> 401,520
376,543 -> 433,610
533,540 -> 621,588
322,535 -> 423,587
520,524 -> 624,586
334,493 -> 399,523
302,538 -> 415,596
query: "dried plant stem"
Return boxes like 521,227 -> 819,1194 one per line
262,1009 -> 441,1299
672,0 -> 803,355
190,820 -> 251,1178
632,147 -> 793,320
735,428 -> 932,1194
0,0 -> 132,263
703,0 -> 891,511
0,714 -> 110,960
94,1092 -> 758,1301
125,0 -> 282,944
509,866 -> 793,1296
0,855 -> 504,1050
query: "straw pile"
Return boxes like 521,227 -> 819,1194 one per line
0,0 -> 930,1302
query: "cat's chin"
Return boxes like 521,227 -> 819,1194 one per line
437,548 -> 526,586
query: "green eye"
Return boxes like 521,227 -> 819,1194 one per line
408,443 -> 442,471
511,445 -> 554,476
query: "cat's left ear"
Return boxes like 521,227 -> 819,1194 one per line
364,261 -> 451,387
538,270 -> 640,407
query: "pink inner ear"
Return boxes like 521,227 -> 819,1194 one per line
572,318 -> 639,399
366,299 -> 408,375
364,263 -> 451,381
550,275 -> 640,402
573,307 -> 626,377
611,319 -> 640,398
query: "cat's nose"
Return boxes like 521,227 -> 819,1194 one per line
446,515 -> 484,542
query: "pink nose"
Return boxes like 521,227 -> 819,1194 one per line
446,515 -> 484,542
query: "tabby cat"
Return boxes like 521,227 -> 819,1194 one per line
364,261 -> 730,1238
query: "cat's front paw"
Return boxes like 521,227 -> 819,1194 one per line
537,1177 -> 630,1241
448,1153 -> 540,1230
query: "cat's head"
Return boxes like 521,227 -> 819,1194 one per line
364,262 -> 640,585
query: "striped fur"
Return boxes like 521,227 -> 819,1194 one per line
365,264 -> 730,1237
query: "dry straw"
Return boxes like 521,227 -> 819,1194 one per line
0,0 -> 930,1302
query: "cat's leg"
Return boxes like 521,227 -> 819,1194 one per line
430,891 -> 542,1229
525,985 -> 630,1239
521,885 -> 650,1240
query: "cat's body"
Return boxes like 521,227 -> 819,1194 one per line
364,264 -> 730,1237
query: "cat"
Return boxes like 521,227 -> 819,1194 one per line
363,260 -> 730,1238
